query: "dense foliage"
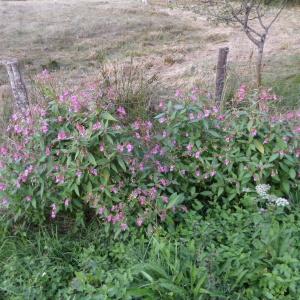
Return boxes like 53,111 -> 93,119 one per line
0,82 -> 299,233
1,207 -> 300,299
0,75 -> 299,299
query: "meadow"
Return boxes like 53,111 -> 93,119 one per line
0,1 -> 299,299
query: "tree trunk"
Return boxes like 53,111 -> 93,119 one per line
215,47 -> 229,103
256,44 -> 264,88
2,59 -> 29,111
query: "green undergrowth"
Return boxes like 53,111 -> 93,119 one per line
1,206 -> 300,299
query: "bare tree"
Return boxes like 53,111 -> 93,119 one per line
197,0 -> 286,87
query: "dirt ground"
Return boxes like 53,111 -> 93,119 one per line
0,0 -> 300,96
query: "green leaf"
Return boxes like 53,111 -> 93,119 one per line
117,157 -> 127,172
269,153 -> 279,162
102,112 -> 117,122
200,191 -> 213,197
254,140 -> 264,154
140,271 -> 154,283
88,153 -> 97,166
72,184 -> 80,196
282,181 -> 290,194
167,193 -> 184,209
289,168 -> 296,180
102,168 -> 110,185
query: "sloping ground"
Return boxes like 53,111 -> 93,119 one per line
0,0 -> 299,98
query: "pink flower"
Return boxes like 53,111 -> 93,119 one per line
99,143 -> 105,152
76,123 -> 86,136
25,196 -> 32,202
40,121 -> 49,133
64,199 -> 70,207
217,114 -> 225,121
98,207 -> 105,215
186,143 -> 193,152
195,170 -> 201,177
260,89 -> 277,101
263,138 -> 269,144
293,126 -> 300,134
138,162 -> 144,171
250,128 -> 257,137
160,179 -> 170,186
55,174 -> 65,184
111,186 -> 118,194
0,183 -> 7,191
175,89 -> 183,98
159,101 -> 165,109
191,94 -> 197,102
46,146 -> 51,156
0,147 -> 8,156
90,168 -> 98,176
212,106 -> 219,114
120,223 -> 128,231
224,159 -> 230,166
159,117 -> 166,124
189,113 -> 195,121
1,198 -> 9,207
117,144 -> 124,152
117,106 -> 127,119
50,204 -> 57,219
197,112 -> 204,120
210,170 -> 216,177
57,131 -> 68,141
194,151 -> 201,159
237,84 -> 247,101
126,143 -> 134,153
92,122 -> 102,131
162,196 -> 169,203
70,95 -> 81,112
57,116 -> 64,123
59,91 -> 69,103
204,109 -> 211,118
136,217 -> 143,227
139,196 -> 147,205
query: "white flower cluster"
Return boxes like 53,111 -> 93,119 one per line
272,197 -> 289,207
255,184 -> 271,198
255,184 -> 289,207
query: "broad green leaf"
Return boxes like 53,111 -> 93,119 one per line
289,168 -> 296,180
269,154 -> 279,162
117,157 -> 127,172
254,140 -> 264,154
102,112 -> 117,122
167,193 -> 184,209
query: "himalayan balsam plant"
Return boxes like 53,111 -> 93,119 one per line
0,75 -> 299,233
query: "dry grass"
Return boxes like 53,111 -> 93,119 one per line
0,0 -> 299,100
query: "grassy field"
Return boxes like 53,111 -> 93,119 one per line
0,0 -> 299,104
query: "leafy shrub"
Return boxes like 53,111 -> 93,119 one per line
0,78 -> 299,233
129,207 -> 300,300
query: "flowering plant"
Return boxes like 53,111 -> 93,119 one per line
0,80 -> 299,233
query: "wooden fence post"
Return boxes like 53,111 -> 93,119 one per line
1,59 -> 29,111
215,47 -> 229,103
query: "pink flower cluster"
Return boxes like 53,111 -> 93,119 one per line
237,84 -> 247,101
7,106 -> 48,140
132,120 -> 153,142
17,165 -> 34,186
117,106 -> 127,119
260,89 -> 278,101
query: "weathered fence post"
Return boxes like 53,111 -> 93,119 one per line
215,47 -> 229,103
1,59 -> 29,111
